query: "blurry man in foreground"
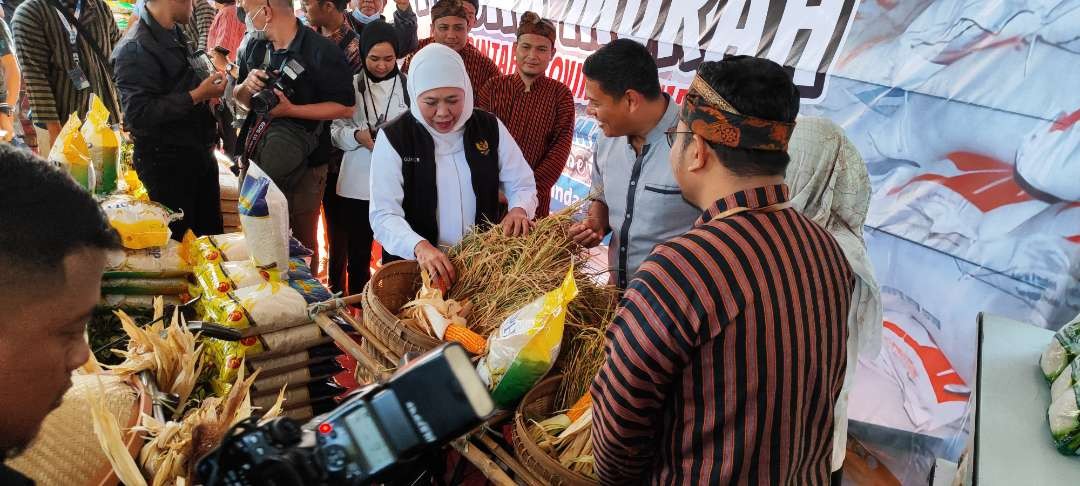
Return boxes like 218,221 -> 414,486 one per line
0,146 -> 121,484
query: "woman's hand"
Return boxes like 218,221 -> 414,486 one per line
501,207 -> 534,237
414,240 -> 456,287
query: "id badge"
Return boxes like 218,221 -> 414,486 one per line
68,66 -> 91,91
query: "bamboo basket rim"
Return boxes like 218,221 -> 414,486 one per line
512,375 -> 598,486
359,260 -> 440,372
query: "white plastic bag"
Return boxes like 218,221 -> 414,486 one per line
239,163 -> 290,272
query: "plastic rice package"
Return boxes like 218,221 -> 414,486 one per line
239,162 -> 290,272
203,281 -> 310,335
49,113 -> 94,191
185,232 -> 251,267
478,268 -> 577,408
81,95 -> 120,194
1049,378 -> 1080,455
104,241 -> 191,278
1052,358 -> 1080,402
205,323 -> 325,395
193,260 -> 281,299
101,277 -> 189,296
1042,315 -> 1080,383
288,276 -> 333,304
101,194 -> 180,249
99,294 -> 182,310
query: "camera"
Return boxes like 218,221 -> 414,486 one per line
250,58 -> 306,116
195,343 -> 495,485
189,49 -> 218,82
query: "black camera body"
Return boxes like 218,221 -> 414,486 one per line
250,58 -> 306,116
196,344 -> 494,486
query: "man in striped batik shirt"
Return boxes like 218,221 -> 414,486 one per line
590,55 -> 855,486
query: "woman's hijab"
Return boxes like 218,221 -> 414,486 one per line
360,19 -> 400,82
786,116 -> 882,359
405,43 -> 474,154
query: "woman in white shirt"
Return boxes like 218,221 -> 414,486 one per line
330,20 -> 408,297
369,43 -> 538,286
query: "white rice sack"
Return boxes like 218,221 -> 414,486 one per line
1049,382 -> 1080,454
105,241 -> 190,278
1052,358 -> 1080,402
238,163 -> 289,272
233,282 -> 310,332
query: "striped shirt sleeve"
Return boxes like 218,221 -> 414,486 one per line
591,244 -> 725,484
12,1 -> 58,123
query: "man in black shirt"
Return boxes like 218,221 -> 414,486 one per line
113,0 -> 228,238
234,0 -> 354,259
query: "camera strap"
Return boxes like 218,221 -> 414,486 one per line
241,46 -> 275,163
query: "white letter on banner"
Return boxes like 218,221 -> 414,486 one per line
655,0 -> 707,49
632,0 -> 665,39
707,0 -> 769,57
766,0 -> 845,86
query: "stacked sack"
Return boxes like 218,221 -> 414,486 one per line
218,158 -> 241,233
100,190 -> 188,312
1039,312 -> 1080,455
189,163 -> 348,421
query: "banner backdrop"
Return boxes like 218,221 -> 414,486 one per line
410,0 -> 1080,481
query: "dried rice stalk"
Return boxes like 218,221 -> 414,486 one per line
446,205 -> 618,340
555,326 -> 608,411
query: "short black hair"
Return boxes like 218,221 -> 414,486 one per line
321,0 -> 347,12
583,38 -> 662,101
692,55 -> 800,177
0,146 -> 120,285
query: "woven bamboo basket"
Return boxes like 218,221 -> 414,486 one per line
512,375 -> 598,486
7,373 -> 151,486
360,260 -> 440,375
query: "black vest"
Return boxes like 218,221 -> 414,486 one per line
381,109 -> 502,260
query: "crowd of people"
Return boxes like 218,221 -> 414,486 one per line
0,0 -> 886,484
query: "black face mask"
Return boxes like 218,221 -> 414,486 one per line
236,6 -> 245,22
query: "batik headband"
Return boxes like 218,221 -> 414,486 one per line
680,74 -> 795,152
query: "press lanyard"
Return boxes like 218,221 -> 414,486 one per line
363,74 -> 397,130
709,201 -> 791,222
55,0 -> 84,64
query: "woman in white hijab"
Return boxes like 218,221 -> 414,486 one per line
786,116 -> 883,477
369,43 -> 539,285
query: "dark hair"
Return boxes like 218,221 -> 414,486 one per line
431,0 -> 469,21
321,0 -> 347,12
0,146 -> 120,285
692,56 -> 800,176
582,38 -> 661,101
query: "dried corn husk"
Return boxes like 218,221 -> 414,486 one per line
528,404 -> 597,479
90,376 -> 148,486
398,270 -> 474,343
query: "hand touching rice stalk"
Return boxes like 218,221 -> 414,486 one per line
446,204 -> 616,338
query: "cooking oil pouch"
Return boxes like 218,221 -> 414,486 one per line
81,95 -> 120,194
101,194 -> 180,249
479,267 -> 577,408
49,113 -> 94,191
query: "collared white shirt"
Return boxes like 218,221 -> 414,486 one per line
369,118 -> 539,259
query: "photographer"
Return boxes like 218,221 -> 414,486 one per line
113,0 -> 228,238
234,0 -> 355,257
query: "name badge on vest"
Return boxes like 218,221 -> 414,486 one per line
475,139 -> 490,156
402,156 -> 421,164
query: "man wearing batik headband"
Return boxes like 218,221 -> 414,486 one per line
591,56 -> 855,486
477,12 -> 574,217
401,0 -> 498,94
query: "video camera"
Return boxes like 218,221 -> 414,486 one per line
195,343 -> 494,485
250,58 -> 306,116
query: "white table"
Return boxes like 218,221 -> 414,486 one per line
974,313 -> 1080,484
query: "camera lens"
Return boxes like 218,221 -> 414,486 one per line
250,89 -> 278,115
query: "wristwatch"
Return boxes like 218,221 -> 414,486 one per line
0,104 -> 12,115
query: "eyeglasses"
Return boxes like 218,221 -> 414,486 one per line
665,127 -> 693,147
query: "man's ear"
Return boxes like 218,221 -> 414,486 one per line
624,89 -> 642,112
687,134 -> 710,173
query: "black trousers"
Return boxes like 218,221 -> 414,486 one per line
325,188 -> 373,297
133,142 -> 223,240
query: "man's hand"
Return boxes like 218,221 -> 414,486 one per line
414,240 -> 456,287
190,72 -> 227,104
354,128 -> 375,150
268,90 -> 295,118
240,69 -> 270,96
0,113 -> 14,142
501,207 -> 533,237
570,219 -> 604,248
394,0 -> 411,11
